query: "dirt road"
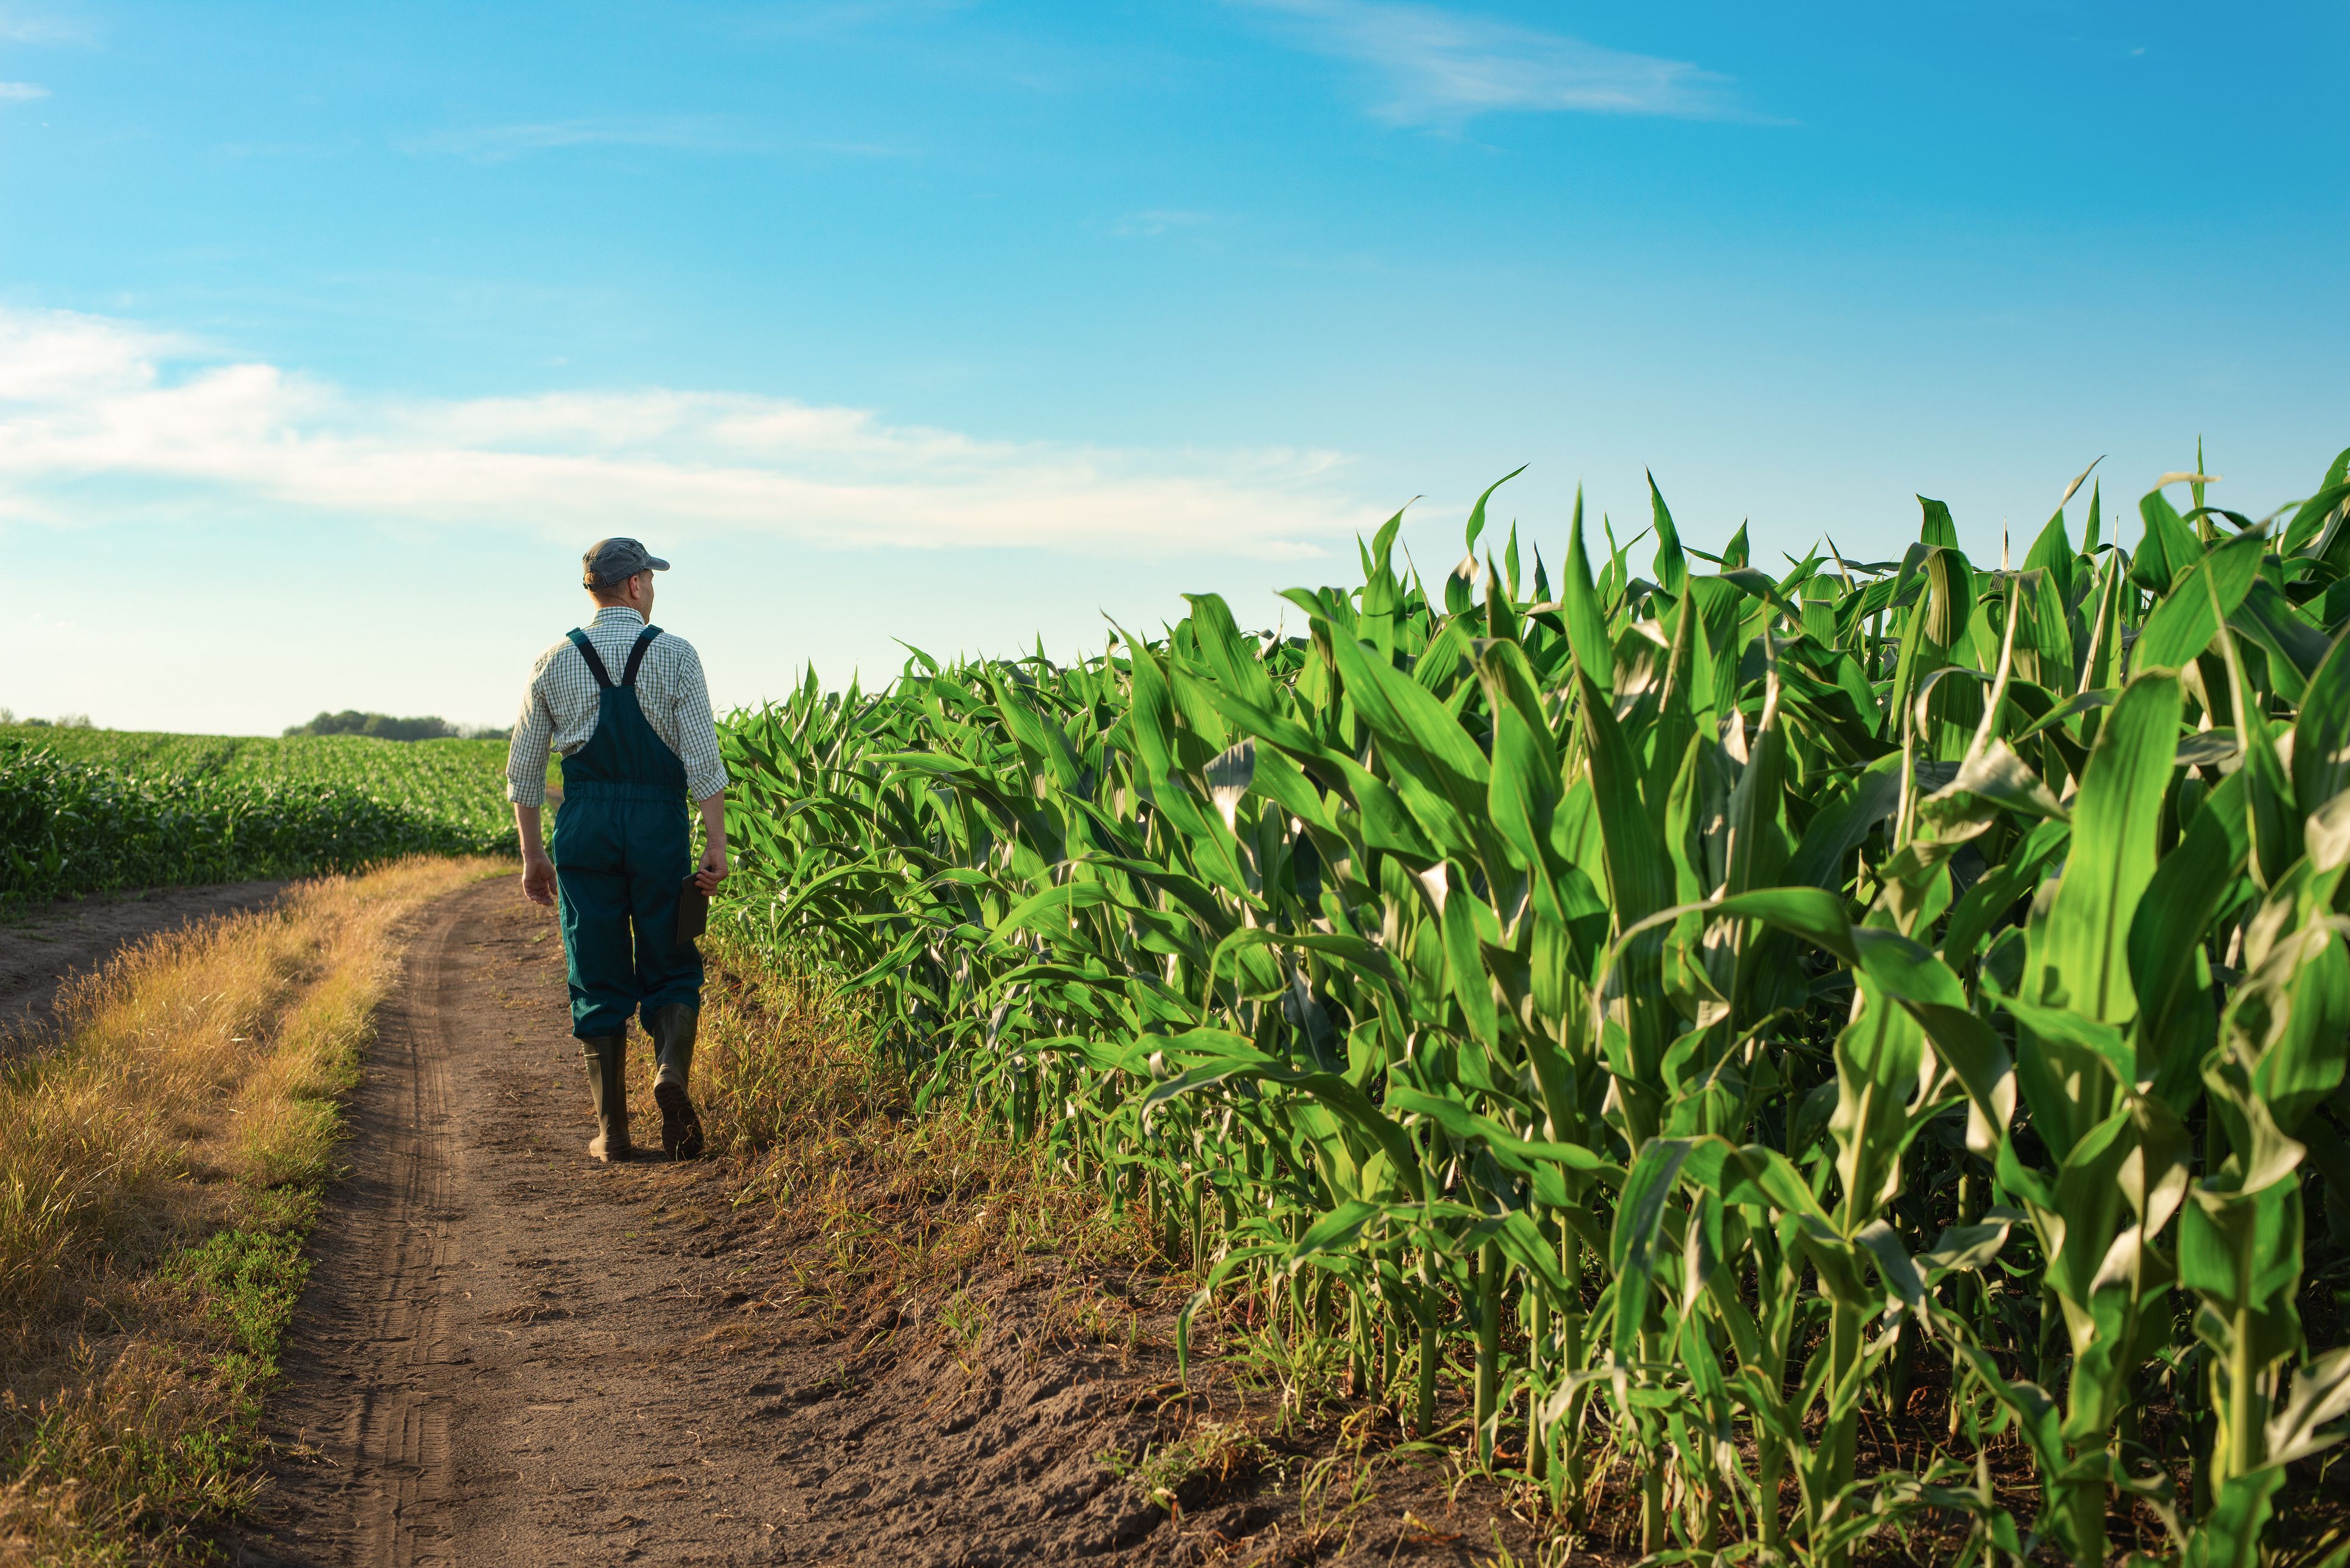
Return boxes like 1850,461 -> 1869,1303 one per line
235,876 -> 1177,1568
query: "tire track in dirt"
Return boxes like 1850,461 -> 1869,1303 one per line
331,888 -> 462,1566
237,883 -> 469,1564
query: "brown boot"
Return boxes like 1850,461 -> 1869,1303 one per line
582,1033 -> 633,1162
647,1004 -> 704,1161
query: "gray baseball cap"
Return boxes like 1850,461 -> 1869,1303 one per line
582,537 -> 671,588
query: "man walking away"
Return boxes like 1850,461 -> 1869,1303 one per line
506,538 -> 729,1162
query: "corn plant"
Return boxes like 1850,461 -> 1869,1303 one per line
717,450 -> 2350,1563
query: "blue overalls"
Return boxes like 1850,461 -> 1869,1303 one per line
554,624 -> 704,1039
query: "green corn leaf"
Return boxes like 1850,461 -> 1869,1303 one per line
2279,470 -> 2350,558
1327,628 -> 1490,794
2131,768 -> 2250,1108
1610,1136 -> 1698,1356
1944,817 -> 2070,968
2038,670 -> 2183,1024
2133,529 -> 2265,673
2136,485 -> 2206,595
2231,915 -> 2350,1136
1917,496 -> 1962,549
2292,627 -> 2350,811
1180,592 -> 1279,710
1579,670 -> 1670,926
2229,578 -> 2331,696
1649,473 -> 1688,598
2024,504 -> 2079,605
2261,1344 -> 2350,1469
1560,491 -> 1616,693
1386,1087 -> 1619,1179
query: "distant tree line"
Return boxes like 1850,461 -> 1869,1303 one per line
0,710 -> 94,729
285,711 -> 510,742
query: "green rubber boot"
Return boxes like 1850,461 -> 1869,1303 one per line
582,1033 -> 632,1162
647,1004 -> 705,1161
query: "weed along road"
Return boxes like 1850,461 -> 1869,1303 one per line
234,876 -> 1179,1568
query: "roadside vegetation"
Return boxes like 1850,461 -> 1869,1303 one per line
0,857 -> 492,1566
698,928 -> 1147,1335
0,727 -> 526,904
713,451 -> 2350,1564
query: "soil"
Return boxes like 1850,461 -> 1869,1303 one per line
0,879 -> 289,1046
228,878 -> 1585,1568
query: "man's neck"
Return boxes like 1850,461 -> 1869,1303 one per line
591,605 -> 647,625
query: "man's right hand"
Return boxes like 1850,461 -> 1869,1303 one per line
521,853 -> 558,908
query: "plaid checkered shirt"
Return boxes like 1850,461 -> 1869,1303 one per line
505,606 -> 728,807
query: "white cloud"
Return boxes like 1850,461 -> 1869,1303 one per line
0,80 -> 49,100
1236,0 -> 1737,126
0,308 -> 1367,559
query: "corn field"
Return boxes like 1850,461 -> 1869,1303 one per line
0,732 -> 517,903
716,453 -> 2350,1564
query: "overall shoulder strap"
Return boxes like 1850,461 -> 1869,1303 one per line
565,628 -> 615,690
621,626 -> 663,687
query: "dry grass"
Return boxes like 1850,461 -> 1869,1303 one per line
0,856 -> 496,1567
698,934 -> 1167,1335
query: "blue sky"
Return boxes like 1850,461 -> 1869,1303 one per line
2,0 -> 2345,732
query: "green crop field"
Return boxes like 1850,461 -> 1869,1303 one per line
715,451 -> 2350,1563
0,727 -> 524,904
1,726 -> 537,822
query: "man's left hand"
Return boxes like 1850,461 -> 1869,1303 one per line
695,845 -> 729,895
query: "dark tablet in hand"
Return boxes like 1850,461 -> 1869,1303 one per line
675,877 -> 709,949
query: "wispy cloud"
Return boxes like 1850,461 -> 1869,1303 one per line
0,308 -> 1366,560
398,116 -> 760,162
1236,0 -> 1738,126
0,6 -> 84,44
0,81 -> 48,101
1111,209 -> 1223,238
740,0 -> 978,38
398,116 -> 916,164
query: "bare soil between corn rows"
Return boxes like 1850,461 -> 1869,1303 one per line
225,876 -> 1566,1568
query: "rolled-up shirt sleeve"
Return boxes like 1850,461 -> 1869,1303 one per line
506,678 -> 555,807
672,646 -> 728,803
